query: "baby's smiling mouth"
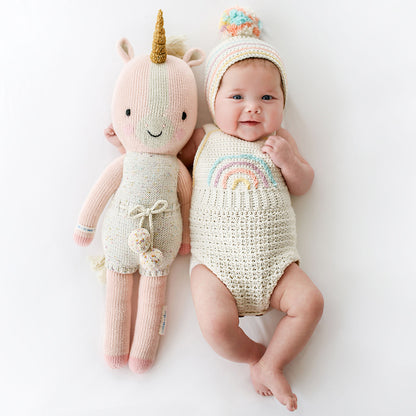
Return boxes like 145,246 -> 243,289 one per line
240,120 -> 260,126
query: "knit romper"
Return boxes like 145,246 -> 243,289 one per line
102,152 -> 182,277
190,124 -> 300,316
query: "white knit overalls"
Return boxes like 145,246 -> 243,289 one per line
190,124 -> 300,316
102,152 -> 182,277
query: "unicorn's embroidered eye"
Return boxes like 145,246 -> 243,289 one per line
182,112 -> 187,121
126,109 -> 131,116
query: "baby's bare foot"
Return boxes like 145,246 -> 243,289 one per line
249,344 -> 271,395
250,361 -> 297,411
250,376 -> 273,397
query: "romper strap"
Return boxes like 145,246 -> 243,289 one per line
193,124 -> 220,187
202,123 -> 218,135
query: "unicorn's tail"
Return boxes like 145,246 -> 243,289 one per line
88,255 -> 106,284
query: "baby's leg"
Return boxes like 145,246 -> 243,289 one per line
104,271 -> 134,368
250,263 -> 324,411
191,265 -> 266,365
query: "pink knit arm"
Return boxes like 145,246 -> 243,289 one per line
176,159 -> 192,254
74,155 -> 124,246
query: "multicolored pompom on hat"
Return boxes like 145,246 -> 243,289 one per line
205,7 -> 287,120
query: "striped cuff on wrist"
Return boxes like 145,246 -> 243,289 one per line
76,224 -> 96,234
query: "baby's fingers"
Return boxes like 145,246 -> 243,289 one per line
104,124 -> 116,138
265,135 -> 284,146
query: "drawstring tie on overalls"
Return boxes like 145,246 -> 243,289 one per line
127,199 -> 170,271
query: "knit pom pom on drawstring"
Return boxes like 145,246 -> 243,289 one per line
219,7 -> 262,39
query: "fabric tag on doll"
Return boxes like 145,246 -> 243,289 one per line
159,305 -> 167,335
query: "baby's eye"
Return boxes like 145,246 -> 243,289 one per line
232,94 -> 242,100
262,95 -> 273,101
125,109 -> 131,116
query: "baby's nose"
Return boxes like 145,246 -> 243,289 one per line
246,102 -> 261,114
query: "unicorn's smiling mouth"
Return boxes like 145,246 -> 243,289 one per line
147,130 -> 163,138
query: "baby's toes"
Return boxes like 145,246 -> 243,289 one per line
286,394 -> 298,411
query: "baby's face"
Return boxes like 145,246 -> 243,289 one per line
214,60 -> 284,142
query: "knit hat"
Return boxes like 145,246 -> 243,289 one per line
205,7 -> 287,119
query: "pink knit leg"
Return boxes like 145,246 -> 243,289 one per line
104,271 -> 133,368
128,275 -> 168,373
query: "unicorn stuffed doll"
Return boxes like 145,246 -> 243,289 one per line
74,10 -> 204,373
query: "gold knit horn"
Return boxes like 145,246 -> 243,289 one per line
150,10 -> 167,64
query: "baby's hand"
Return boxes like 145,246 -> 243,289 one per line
104,124 -> 126,154
104,124 -> 116,141
262,135 -> 295,169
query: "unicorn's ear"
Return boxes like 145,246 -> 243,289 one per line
183,48 -> 205,67
117,38 -> 134,62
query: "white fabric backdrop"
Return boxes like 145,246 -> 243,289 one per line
1,1 -> 415,415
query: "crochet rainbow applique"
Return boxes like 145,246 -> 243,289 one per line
208,154 -> 277,190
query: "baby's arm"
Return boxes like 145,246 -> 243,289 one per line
178,127 -> 205,168
177,159 -> 192,254
74,155 -> 124,246
262,128 -> 314,196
